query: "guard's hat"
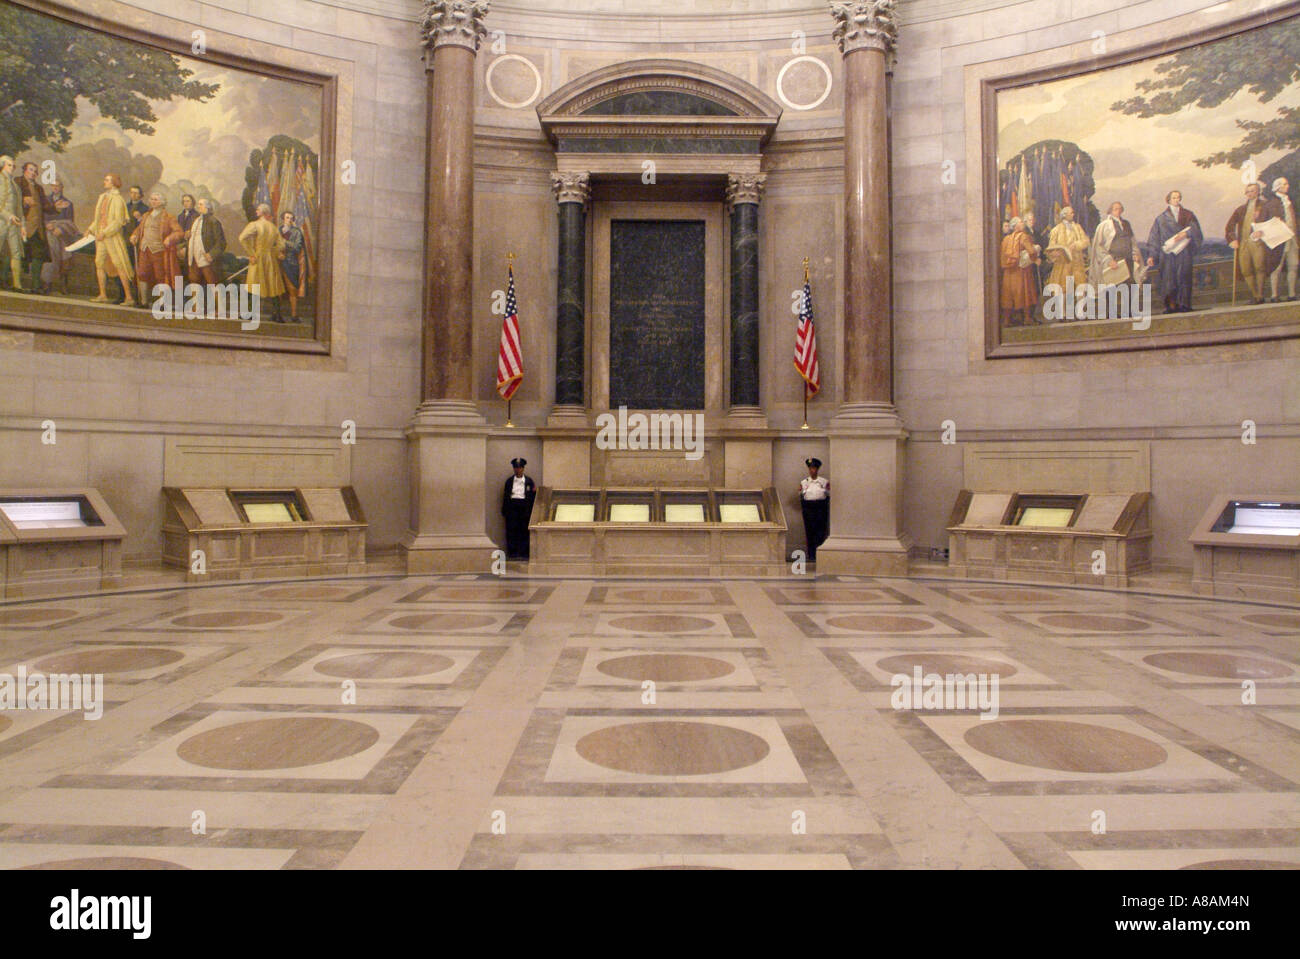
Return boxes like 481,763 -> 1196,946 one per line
511,457 -> 527,468
805,457 -> 822,468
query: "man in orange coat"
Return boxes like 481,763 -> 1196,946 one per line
1000,215 -> 1041,327
129,191 -> 184,309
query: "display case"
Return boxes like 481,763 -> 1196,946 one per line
530,487 -> 787,575
0,489 -> 126,597
1190,496 -> 1300,602
162,486 -> 366,582
947,490 -> 1151,587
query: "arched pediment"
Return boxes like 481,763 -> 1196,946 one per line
537,60 -> 781,163
537,59 -> 783,121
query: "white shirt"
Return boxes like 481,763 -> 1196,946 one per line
800,476 -> 829,500
188,215 -> 211,268
511,476 -> 528,499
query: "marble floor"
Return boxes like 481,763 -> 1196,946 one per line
0,574 -> 1296,870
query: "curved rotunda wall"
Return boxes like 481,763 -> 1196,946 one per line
0,0 -> 1294,572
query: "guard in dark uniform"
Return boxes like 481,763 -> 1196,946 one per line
799,457 -> 830,563
501,457 -> 536,560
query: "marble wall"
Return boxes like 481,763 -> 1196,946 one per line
1,0 -> 1295,572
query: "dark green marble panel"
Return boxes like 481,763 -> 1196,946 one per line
609,219 -> 705,410
581,91 -> 738,116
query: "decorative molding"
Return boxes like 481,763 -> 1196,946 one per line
420,0 -> 490,54
550,171 -> 592,206
726,172 -> 767,207
829,0 -> 899,55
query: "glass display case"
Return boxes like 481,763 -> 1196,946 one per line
1191,495 -> 1300,601
0,495 -> 105,530
0,488 -> 126,598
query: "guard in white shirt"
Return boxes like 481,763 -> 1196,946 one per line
501,457 -> 536,559
799,457 -> 830,563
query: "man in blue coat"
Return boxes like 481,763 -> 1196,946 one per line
1145,190 -> 1203,313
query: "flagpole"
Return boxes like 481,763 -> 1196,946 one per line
801,257 -> 810,430
505,252 -> 515,428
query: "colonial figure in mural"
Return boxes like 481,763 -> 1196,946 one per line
88,173 -> 139,307
1088,201 -> 1145,312
1270,177 -> 1299,302
1145,191 -> 1202,314
17,162 -> 50,293
279,210 -> 307,322
1225,182 -> 1283,305
0,156 -> 23,292
999,216 -> 1041,327
239,202 -> 286,319
42,180 -> 82,295
1045,205 -> 1090,305
129,191 -> 184,307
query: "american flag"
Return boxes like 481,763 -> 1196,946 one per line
496,264 -> 523,401
794,274 -> 820,396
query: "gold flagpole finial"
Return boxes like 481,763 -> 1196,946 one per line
802,257 -> 810,282
508,252 -> 516,267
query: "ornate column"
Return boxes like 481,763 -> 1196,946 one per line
552,172 -> 590,412
816,0 -> 913,574
403,0 -> 495,573
418,0 -> 488,413
542,171 -> 594,487
723,172 -> 770,486
726,172 -> 765,412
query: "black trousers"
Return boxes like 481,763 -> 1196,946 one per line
504,500 -> 531,559
801,498 -> 829,561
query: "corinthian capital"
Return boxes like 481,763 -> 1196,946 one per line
829,0 -> 898,56
550,171 -> 591,207
726,172 -> 767,208
421,0 -> 490,53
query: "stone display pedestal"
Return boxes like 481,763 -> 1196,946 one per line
815,407 -> 912,576
402,403 -> 497,573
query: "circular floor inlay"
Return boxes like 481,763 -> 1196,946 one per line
388,612 -> 496,631
256,585 -> 351,600
21,857 -> 187,870
170,610 -> 284,629
313,651 -> 455,679
435,586 -> 528,601
875,653 -> 1017,678
825,614 -> 933,633
613,588 -> 710,604
33,646 -> 184,675
0,607 -> 76,626
1039,613 -> 1150,632
1181,859 -> 1300,870
176,717 -> 380,770
964,719 -> 1167,774
606,614 -> 715,634
1143,651 -> 1293,680
1242,612 -> 1300,630
782,588 -> 885,603
967,587 -> 1059,604
576,721 -> 770,776
596,654 -> 735,683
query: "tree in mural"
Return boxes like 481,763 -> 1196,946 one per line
1110,18 -> 1300,170
0,4 -> 219,158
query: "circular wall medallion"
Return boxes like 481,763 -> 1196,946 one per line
170,610 -> 283,629
1142,651 -> 1293,679
575,720 -> 770,776
21,857 -> 187,870
596,653 -> 735,682
1039,613 -> 1150,632
875,652 -> 1017,678
388,612 -> 496,631
964,719 -> 1168,774
34,647 -> 184,674
485,54 -> 543,109
825,614 -> 933,633
313,651 -> 455,679
775,55 -> 833,111
606,614 -> 715,634
0,607 -> 76,626
176,717 -> 380,770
